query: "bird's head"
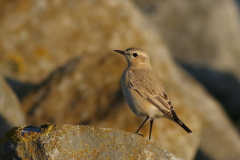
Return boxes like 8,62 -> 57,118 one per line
114,47 -> 151,68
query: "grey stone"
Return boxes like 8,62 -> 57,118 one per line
0,124 -> 184,160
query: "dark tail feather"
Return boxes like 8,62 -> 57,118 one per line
170,107 -> 192,134
177,120 -> 192,134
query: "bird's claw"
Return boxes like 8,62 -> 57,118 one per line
135,133 -> 144,137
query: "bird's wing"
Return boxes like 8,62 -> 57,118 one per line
127,69 -> 192,133
128,69 -> 174,119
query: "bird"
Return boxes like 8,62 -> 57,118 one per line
114,47 -> 192,140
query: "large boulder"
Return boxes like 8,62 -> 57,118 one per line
0,124 -> 184,160
0,0 -> 164,84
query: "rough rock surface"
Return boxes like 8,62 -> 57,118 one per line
135,0 -> 240,80
0,0 -> 163,83
0,124 -> 184,160
0,75 -> 25,139
1,0 -> 240,160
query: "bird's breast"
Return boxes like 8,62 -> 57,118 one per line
121,75 -> 151,117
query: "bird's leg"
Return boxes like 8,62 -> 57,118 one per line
149,119 -> 153,140
135,116 -> 149,137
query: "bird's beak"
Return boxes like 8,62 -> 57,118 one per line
114,50 -> 125,55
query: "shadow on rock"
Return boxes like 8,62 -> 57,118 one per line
180,62 -> 240,122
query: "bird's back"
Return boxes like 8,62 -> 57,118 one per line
127,67 -> 166,98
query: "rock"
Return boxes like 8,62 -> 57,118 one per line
1,0 -> 240,160
0,0 -> 164,84
0,124 -> 185,160
0,75 -> 26,139
22,55 -> 125,126
135,0 -> 240,80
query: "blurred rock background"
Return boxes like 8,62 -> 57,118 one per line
0,0 -> 240,160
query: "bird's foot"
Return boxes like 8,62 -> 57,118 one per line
135,133 -> 144,137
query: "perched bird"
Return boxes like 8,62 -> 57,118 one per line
114,47 -> 192,140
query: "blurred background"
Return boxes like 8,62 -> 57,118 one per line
0,0 -> 240,160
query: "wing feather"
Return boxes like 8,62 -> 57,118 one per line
128,69 -> 173,118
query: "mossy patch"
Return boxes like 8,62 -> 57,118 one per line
0,123 -> 55,145
41,123 -> 55,135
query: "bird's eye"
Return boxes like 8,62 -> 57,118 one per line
133,53 -> 138,57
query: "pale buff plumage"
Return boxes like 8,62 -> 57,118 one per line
114,47 -> 192,140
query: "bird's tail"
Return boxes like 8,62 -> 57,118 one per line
170,108 -> 192,134
176,119 -> 192,133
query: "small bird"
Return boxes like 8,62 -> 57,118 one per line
114,47 -> 192,140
